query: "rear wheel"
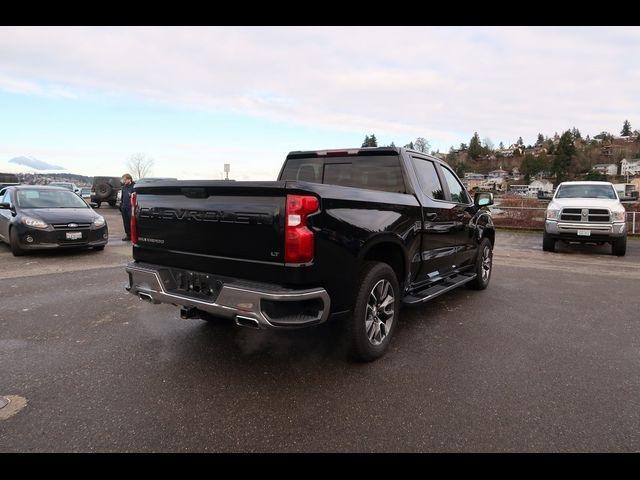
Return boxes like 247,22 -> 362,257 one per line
9,228 -> 25,256
348,261 -> 399,362
542,233 -> 556,252
612,236 -> 626,256
467,237 -> 493,290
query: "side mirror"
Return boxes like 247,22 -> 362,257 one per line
474,192 -> 494,207
0,202 -> 10,210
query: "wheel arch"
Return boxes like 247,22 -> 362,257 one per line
358,236 -> 408,287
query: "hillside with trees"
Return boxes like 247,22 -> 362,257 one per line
364,119 -> 640,184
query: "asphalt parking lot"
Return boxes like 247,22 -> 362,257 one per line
1,210 -> 639,452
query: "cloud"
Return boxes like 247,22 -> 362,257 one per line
1,26 -> 639,147
9,156 -> 65,171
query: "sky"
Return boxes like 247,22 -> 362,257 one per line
0,26 -> 639,180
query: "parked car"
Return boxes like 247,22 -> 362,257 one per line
125,147 -> 495,361
81,187 -> 92,200
0,185 -> 108,256
49,182 -> 82,196
91,176 -> 122,208
543,181 -> 627,256
0,172 -> 20,189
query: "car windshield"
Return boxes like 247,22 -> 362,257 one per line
556,184 -> 617,199
16,189 -> 88,208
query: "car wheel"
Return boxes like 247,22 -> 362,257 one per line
612,236 -> 626,256
348,261 -> 399,362
466,237 -> 493,290
9,228 -> 25,256
542,232 -> 556,252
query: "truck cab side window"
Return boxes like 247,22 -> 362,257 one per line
440,167 -> 470,204
411,158 -> 445,200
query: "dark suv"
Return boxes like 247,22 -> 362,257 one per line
91,176 -> 122,208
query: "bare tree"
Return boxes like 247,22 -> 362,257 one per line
414,137 -> 430,153
127,153 -> 155,180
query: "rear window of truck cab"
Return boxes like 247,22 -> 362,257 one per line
280,155 -> 406,194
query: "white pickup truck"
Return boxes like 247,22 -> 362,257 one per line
543,181 -> 627,256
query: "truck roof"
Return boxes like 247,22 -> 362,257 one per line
287,147 -> 401,158
558,181 -> 614,186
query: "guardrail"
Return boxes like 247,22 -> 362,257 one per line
489,206 -> 640,235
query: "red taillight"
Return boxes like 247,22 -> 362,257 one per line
285,194 -> 319,264
130,192 -> 137,245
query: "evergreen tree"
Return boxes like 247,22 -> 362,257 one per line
369,134 -> 378,147
459,143 -> 468,151
552,130 -> 576,182
499,141 -> 504,150
468,132 -> 483,159
571,127 -> 582,140
536,133 -> 544,146
389,141 -> 396,148
361,135 -> 370,148
517,136 -> 524,146
621,120 -> 632,136
404,141 -> 415,149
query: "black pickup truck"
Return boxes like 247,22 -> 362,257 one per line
125,147 -> 495,361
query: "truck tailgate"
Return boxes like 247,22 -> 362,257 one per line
134,182 -> 286,264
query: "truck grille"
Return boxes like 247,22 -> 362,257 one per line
560,208 -> 610,223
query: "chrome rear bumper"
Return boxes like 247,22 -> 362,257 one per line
125,262 -> 330,329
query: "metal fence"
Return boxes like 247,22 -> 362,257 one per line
489,206 -> 640,235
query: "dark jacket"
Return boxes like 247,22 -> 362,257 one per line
120,182 -> 135,212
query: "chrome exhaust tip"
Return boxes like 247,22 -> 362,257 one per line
235,315 -> 260,329
138,292 -> 154,303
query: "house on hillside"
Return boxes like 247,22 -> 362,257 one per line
478,177 -> 506,192
509,185 -> 529,196
613,135 -> 636,143
529,179 -> 554,196
591,163 -> 618,176
488,168 -> 509,179
620,158 -> 640,176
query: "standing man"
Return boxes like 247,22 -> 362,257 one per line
120,173 -> 135,241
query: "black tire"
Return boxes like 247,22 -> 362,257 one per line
9,228 -> 25,256
612,236 -> 626,256
348,261 -> 400,362
542,232 -> 556,252
93,245 -> 105,251
95,183 -> 113,200
466,237 -> 493,290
